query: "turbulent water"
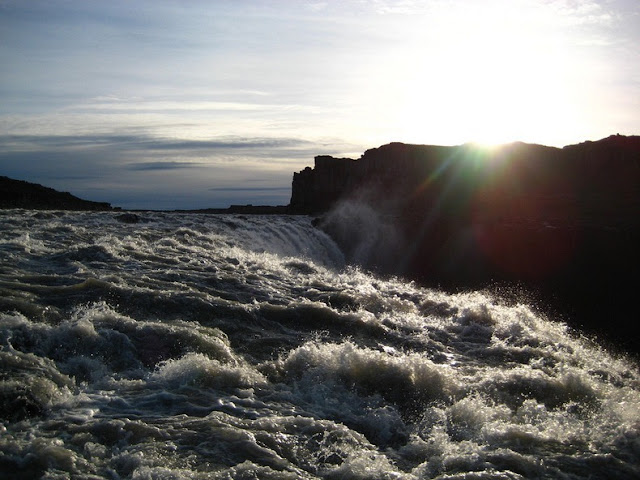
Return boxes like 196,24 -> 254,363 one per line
0,210 -> 638,480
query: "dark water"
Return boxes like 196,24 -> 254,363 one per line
0,210 -> 638,479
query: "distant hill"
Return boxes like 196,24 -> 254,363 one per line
0,176 -> 113,211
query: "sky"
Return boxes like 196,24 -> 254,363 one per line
1,0 -> 639,209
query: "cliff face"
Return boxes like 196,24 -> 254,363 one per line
290,135 -> 640,353
291,136 -> 640,219
291,156 -> 358,213
0,176 -> 113,211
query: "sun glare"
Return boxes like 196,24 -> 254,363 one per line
374,3 -> 582,147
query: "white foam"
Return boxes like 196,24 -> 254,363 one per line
1,210 -> 639,479
151,353 -> 267,389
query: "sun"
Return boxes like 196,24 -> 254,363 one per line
376,3 -> 582,147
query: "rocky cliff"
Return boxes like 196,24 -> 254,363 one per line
291,136 -> 640,219
291,135 -> 640,354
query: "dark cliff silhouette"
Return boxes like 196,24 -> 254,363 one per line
290,135 -> 640,355
0,176 -> 113,211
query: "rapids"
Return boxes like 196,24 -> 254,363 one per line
0,210 -> 638,479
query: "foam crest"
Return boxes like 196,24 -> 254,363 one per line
0,346 -> 75,421
1,302 -> 248,387
228,414 -> 409,478
4,232 -> 54,254
278,341 -> 455,405
0,436 -> 84,478
151,353 -> 267,389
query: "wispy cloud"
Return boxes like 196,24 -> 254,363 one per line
209,186 -> 290,192
71,100 -> 286,113
543,0 -> 615,26
0,134 -> 150,150
0,131 -> 349,209
126,161 -> 202,171
0,133 -> 316,153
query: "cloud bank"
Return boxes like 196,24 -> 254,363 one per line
0,133 -> 352,209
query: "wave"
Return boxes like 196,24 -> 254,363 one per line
0,210 -> 638,479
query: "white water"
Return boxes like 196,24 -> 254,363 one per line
0,210 -> 638,479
